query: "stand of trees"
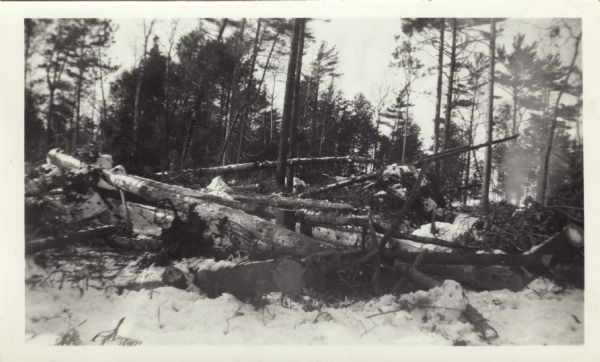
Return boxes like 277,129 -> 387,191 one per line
25,18 -> 582,210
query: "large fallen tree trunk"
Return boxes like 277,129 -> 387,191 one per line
26,225 -> 117,254
384,249 -> 551,268
47,149 -> 336,258
295,211 -> 475,250
228,192 -> 355,212
418,264 -> 525,291
194,259 -> 306,298
47,149 -> 354,213
156,156 -> 380,178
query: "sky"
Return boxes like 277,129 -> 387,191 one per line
107,18 -> 581,149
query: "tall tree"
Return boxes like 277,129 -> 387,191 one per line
236,19 -> 263,163
286,18 -> 306,191
538,25 -> 582,205
480,18 -> 497,213
276,19 -> 301,189
496,34 -> 539,134
132,19 -> 156,149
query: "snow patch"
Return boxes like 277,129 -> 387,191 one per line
206,176 -> 233,193
383,163 -> 416,178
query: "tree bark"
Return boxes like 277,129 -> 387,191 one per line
276,19 -> 301,189
286,19 -> 306,191
236,19 -> 263,163
442,19 -> 457,153
480,18 -> 496,214
433,19 -> 445,159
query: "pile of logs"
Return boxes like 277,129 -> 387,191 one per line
25,136 -> 584,341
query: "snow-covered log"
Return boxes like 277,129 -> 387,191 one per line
228,192 -> 356,212
47,149 -> 355,213
419,264 -> 525,291
46,149 -> 337,258
155,156 -> 380,178
385,250 -> 550,268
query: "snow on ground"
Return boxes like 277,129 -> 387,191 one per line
205,176 -> 234,200
25,250 -> 583,346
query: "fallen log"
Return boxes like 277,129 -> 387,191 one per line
418,264 -> 525,291
47,149 -> 335,258
26,225 -> 117,254
294,211 -> 474,250
384,250 -> 551,268
228,192 -> 356,212
296,171 -> 382,197
194,259 -> 305,298
47,149 -> 354,213
155,156 -> 379,178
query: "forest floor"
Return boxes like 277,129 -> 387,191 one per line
25,247 -> 583,346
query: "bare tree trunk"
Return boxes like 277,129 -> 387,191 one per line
218,18 -> 247,165
538,32 -> 581,205
443,19 -> 457,152
162,20 -> 178,171
433,19 -> 445,159
309,76 -> 321,156
463,75 -> 479,205
236,19 -> 263,163
286,19 -> 306,191
276,19 -> 301,189
480,19 -> 496,213
401,91 -> 410,164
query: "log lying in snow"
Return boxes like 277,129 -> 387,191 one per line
47,149 -> 335,258
295,211 -> 474,250
418,264 -> 525,292
384,250 -> 551,268
194,259 -> 306,298
228,192 -> 355,212
47,149 -> 354,213
26,225 -> 117,254
296,171 -> 382,197
155,156 -> 379,178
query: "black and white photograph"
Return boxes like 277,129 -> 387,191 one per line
1,2 -> 596,355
